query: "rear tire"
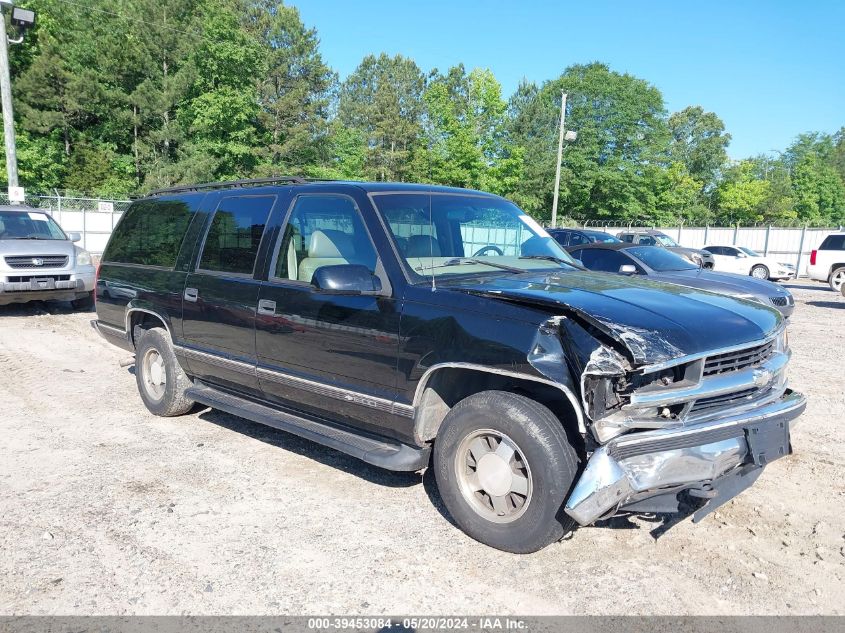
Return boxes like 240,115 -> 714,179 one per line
830,267 -> 845,292
135,327 -> 194,417
433,390 -> 580,553
750,264 -> 769,280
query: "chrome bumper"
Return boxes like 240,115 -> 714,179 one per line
564,389 -> 806,525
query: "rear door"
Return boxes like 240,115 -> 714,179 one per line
180,193 -> 278,395
253,191 -> 402,438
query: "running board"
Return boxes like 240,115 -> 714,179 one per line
186,383 -> 430,471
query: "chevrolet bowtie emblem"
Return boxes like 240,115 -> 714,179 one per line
752,368 -> 772,388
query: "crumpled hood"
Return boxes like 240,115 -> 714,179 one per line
651,269 -> 791,299
443,270 -> 782,366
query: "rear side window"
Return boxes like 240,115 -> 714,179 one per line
619,233 -> 634,243
820,235 -> 845,250
199,196 -> 276,274
104,196 -> 201,267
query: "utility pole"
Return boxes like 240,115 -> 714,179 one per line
0,1 -> 18,191
550,92 -> 567,229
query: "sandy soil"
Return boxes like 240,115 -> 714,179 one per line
0,281 -> 843,615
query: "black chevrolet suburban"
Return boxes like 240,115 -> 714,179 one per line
93,178 -> 806,553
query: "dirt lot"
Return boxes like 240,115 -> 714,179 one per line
0,281 -> 843,615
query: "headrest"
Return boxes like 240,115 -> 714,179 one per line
308,229 -> 353,258
405,235 -> 441,257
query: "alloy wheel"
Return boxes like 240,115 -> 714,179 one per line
455,429 -> 533,523
141,348 -> 167,401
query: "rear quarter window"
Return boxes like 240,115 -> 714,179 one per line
819,235 -> 845,250
104,195 -> 203,267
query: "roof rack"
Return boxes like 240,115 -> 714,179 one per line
148,176 -> 328,196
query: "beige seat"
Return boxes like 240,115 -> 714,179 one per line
298,229 -> 353,282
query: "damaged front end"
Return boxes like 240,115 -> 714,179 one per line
528,313 -> 806,527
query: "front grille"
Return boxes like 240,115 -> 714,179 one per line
4,255 -> 68,269
7,275 -> 71,283
690,388 -> 759,413
770,296 -> 788,307
703,340 -> 775,377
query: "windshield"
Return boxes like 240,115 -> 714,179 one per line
655,234 -> 679,247
627,246 -> 698,271
0,210 -> 67,240
739,247 -> 760,257
373,193 -> 578,279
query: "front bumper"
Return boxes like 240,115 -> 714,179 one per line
0,268 -> 95,305
564,389 -> 806,525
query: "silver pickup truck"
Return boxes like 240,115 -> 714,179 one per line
0,205 -> 96,308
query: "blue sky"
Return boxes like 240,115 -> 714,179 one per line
296,0 -> 845,159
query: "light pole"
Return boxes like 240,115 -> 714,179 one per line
550,91 -> 577,228
0,1 -> 36,201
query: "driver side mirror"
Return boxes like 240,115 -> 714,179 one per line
736,252 -> 747,258
619,264 -> 638,275
67,232 -> 82,243
311,264 -> 384,295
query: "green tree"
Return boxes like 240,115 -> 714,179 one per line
338,53 -> 425,181
668,106 -> 730,194
173,0 -> 265,182
305,120 -> 367,180
655,162 -> 703,224
243,0 -> 335,175
791,155 -> 845,224
416,65 -> 521,195
716,160 -> 771,224
509,62 -> 669,223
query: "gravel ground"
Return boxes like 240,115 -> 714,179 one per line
0,281 -> 843,615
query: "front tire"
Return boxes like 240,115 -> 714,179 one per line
750,264 -> 769,280
135,327 -> 194,417
830,267 -> 845,292
433,391 -> 580,553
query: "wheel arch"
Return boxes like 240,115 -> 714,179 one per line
125,306 -> 174,348
828,263 -> 845,278
411,363 -> 586,448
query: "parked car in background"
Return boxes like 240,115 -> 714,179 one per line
617,229 -> 714,268
547,228 -> 621,247
92,179 -> 804,553
807,232 -> 845,292
568,243 -> 795,317
704,245 -> 796,280
0,205 -> 96,308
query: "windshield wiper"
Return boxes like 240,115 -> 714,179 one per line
518,255 -> 584,270
415,257 -> 525,274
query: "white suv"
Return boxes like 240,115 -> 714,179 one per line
0,205 -> 96,308
807,232 -> 845,292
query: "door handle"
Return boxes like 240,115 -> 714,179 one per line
184,287 -> 199,302
257,299 -> 276,315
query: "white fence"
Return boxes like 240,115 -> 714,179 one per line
578,224 -> 845,275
